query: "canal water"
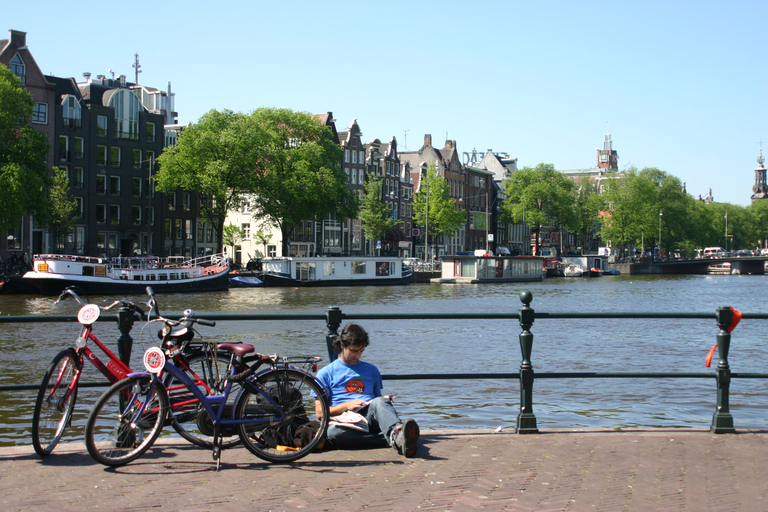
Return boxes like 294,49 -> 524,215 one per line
1,274 -> 767,446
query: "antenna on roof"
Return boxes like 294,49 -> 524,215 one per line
403,129 -> 410,151
133,53 -> 142,84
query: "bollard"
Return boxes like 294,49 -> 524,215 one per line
325,306 -> 343,362
711,306 -> 736,433
516,290 -> 539,434
116,305 -> 136,366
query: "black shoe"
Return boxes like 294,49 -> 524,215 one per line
392,419 -> 419,458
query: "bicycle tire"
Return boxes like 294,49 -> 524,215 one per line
165,351 -> 241,449
236,368 -> 329,463
84,376 -> 168,467
32,348 -> 80,457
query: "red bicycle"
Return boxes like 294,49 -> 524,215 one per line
31,286 -> 237,456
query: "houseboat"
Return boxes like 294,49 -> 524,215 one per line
260,256 -> 413,287
432,255 -> 544,284
21,253 -> 230,295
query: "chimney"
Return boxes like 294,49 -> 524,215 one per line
424,134 -> 432,147
83,72 -> 91,81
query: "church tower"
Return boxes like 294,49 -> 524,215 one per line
751,146 -> 767,202
596,134 -> 618,170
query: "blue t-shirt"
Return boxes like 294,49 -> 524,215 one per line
316,358 -> 383,406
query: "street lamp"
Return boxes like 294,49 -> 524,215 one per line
658,209 -> 663,259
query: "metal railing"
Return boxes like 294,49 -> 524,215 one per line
2,290 -> 766,434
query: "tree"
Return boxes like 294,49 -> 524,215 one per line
246,108 -> 358,256
47,167 -> 78,252
359,177 -> 399,254
412,164 -> 465,258
0,64 -> 51,233
252,229 -> 273,258
155,109 -> 263,253
573,176 -> 606,255
501,163 -> 576,255
222,223 -> 244,259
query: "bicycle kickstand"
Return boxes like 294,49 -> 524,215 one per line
212,424 -> 222,471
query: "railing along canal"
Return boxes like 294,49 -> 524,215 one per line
2,290 -> 766,434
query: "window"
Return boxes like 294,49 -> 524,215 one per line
359,151 -> 364,163
110,205 -> 120,225
6,228 -> 21,249
185,220 -> 193,240
133,149 -> 142,169
62,95 -> 81,128
59,136 -> 69,162
175,219 -> 182,240
72,168 -> 84,188
344,150 -> 350,163
110,176 -> 120,196
164,219 -> 172,239
351,261 -> 366,274
182,193 -> 191,211
132,177 -> 142,197
32,103 -> 48,124
96,174 -> 106,195
146,122 -> 156,143
74,137 -> 84,159
96,204 -> 107,224
96,145 -> 107,166
358,169 -> 364,184
242,223 -> 251,240
109,89 -> 140,140
74,197 -> 84,218
132,206 -> 142,225
267,245 -> 276,257
145,150 -> 155,170
10,54 -> 25,83
110,147 -> 121,167
352,151 -> 357,164
97,115 -> 108,137
167,191 -> 176,211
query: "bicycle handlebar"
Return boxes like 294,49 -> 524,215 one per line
55,286 -> 146,319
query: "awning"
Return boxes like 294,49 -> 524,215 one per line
385,228 -> 407,241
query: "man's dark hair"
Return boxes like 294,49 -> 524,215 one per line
332,323 -> 370,353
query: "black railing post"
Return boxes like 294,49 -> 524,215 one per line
116,305 -> 136,366
711,306 -> 736,433
325,306 -> 343,362
516,290 -> 539,434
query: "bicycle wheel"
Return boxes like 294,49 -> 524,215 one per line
32,348 -> 80,457
236,368 -> 329,463
165,351 -> 241,449
85,376 -> 168,467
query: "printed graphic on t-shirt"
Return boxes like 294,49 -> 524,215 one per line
345,379 -> 365,394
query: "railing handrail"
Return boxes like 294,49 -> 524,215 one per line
3,290 -> 764,434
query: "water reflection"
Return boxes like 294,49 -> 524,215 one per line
1,274 -> 768,446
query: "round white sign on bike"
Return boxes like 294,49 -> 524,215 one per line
143,347 -> 166,374
77,304 -> 100,325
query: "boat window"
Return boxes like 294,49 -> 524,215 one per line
181,272 -> 190,279
134,275 -> 143,280
351,261 -> 366,274
82,266 -> 95,276
323,261 -> 335,276
376,262 -> 392,276
169,273 -> 178,280
147,274 -> 156,281
158,273 -> 167,280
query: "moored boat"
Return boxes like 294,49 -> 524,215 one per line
707,262 -> 732,275
22,253 -> 230,295
229,274 -> 264,287
563,264 -> 584,277
261,256 -> 412,286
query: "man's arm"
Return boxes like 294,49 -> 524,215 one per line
315,398 -> 370,419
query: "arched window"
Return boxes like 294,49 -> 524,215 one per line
61,95 -> 81,128
106,89 -> 141,140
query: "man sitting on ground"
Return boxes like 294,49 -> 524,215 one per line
314,323 -> 419,457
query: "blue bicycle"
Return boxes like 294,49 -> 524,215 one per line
83,303 -> 330,468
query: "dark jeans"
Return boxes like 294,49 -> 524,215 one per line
326,396 -> 401,449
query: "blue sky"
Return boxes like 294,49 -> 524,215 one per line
7,0 -> 767,206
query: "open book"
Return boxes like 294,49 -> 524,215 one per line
330,410 -> 369,432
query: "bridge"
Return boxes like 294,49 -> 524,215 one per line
615,256 -> 768,275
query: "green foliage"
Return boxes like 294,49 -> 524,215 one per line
573,176 -> 606,255
247,108 -> 357,255
359,177 -> 398,249
156,108 -> 356,254
501,163 -> 576,252
0,64 -> 52,232
412,164 -> 465,242
252,229 -> 273,257
47,167 -> 78,251
222,224 -> 244,254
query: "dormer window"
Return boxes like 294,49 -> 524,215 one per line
10,54 -> 25,83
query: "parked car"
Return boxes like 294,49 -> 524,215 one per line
734,249 -> 755,257
702,247 -> 726,259
246,258 -> 262,271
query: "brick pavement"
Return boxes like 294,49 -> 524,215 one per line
1,429 -> 767,511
